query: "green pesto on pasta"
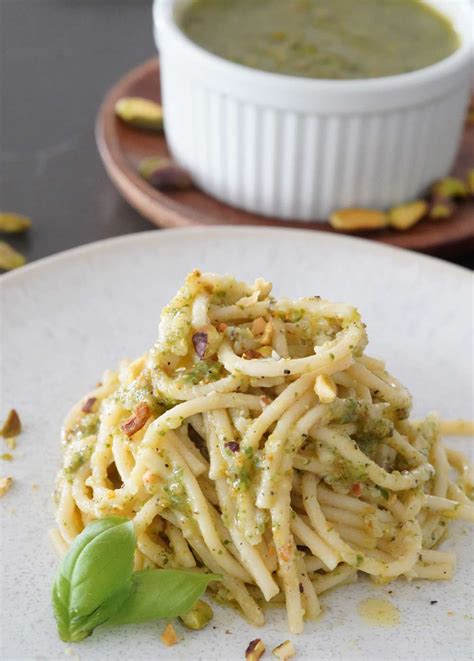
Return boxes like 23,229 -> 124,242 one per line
54,271 -> 474,634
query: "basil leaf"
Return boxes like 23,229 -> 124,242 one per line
52,517 -> 136,642
109,569 -> 221,625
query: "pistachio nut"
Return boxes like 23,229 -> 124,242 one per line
138,156 -> 193,191
115,97 -> 164,131
431,176 -> 467,200
429,198 -> 456,220
272,639 -> 296,660
1,409 -> 21,438
388,200 -> 428,230
0,242 -> 26,271
329,208 -> 388,231
245,639 -> 266,661
0,212 -> 32,234
179,600 -> 213,630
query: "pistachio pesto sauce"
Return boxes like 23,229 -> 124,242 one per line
180,0 -> 459,80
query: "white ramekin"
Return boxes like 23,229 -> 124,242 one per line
154,0 -> 473,222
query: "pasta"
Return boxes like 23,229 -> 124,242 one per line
54,270 -> 474,634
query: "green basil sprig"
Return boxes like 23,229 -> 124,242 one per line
52,517 -> 136,642
109,569 -> 220,625
52,516 -> 221,642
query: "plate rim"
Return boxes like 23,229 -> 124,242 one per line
0,227 -> 472,291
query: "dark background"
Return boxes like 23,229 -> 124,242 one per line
1,0 -> 472,268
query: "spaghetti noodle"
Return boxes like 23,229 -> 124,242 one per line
54,271 -> 474,633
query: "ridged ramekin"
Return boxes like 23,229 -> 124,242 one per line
154,0 -> 473,222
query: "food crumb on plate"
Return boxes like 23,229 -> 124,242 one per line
161,622 -> 179,646
272,639 -> 296,659
0,409 -> 21,438
245,638 -> 265,660
357,598 -> 401,627
0,476 -> 13,497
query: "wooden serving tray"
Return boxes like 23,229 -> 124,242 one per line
96,58 -> 474,255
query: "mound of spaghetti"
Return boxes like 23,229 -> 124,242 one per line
54,270 -> 474,633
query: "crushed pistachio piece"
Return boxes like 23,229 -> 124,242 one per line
260,320 -> 274,346
1,409 -> 21,438
273,639 -> 296,660
160,622 -> 179,647
0,212 -> 32,234
245,638 -> 266,661
0,476 -> 13,497
115,97 -> 164,131
253,277 -> 272,298
235,291 -> 260,307
388,200 -> 428,230
179,600 -> 213,630
251,317 -> 267,336
0,242 -> 26,270
1,453 -> 13,461
431,176 -> 467,199
120,403 -> 151,437
329,208 -> 388,231
315,374 -> 337,403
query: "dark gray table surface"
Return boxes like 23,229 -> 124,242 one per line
1,0 -> 473,269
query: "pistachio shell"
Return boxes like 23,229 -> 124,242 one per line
0,242 -> 26,270
388,200 -> 428,230
0,212 -> 32,234
431,177 -> 467,200
138,156 -> 193,191
329,208 -> 388,231
115,97 -> 164,131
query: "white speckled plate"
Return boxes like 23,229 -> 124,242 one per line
1,227 -> 473,661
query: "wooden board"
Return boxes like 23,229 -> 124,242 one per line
96,57 -> 474,255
